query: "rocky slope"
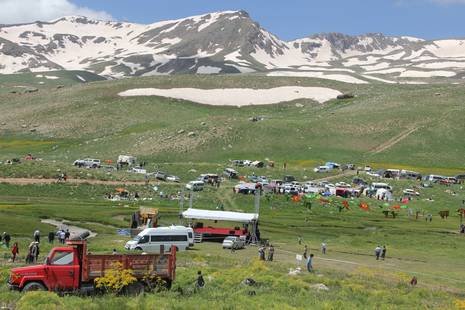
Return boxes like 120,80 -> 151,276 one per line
1,10 -> 465,83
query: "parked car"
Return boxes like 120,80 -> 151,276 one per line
73,158 -> 100,168
154,171 -> 167,181
223,168 -> 239,179
222,236 -> 246,249
455,174 -> 465,184
166,175 -> 180,183
283,175 -> 296,183
314,166 -> 330,173
131,167 -> 147,174
335,182 -> 351,188
403,189 -> 420,196
186,181 -> 204,191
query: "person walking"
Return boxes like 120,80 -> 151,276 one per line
321,242 -> 327,255
381,245 -> 387,260
306,254 -> 314,272
32,242 -> 40,263
65,229 -> 71,241
33,229 -> 40,243
11,242 -> 19,262
303,245 -> 308,259
375,245 -> 382,260
3,232 -> 11,248
268,244 -> 274,261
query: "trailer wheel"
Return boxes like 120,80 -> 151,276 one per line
22,281 -> 46,292
122,281 -> 144,296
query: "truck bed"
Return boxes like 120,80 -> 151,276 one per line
83,252 -> 175,282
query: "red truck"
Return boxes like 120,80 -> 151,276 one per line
7,233 -> 176,294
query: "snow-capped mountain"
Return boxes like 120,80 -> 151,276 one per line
1,10 -> 465,83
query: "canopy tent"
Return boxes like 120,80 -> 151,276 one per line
182,208 -> 258,223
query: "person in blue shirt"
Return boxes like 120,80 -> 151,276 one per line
307,253 -> 314,272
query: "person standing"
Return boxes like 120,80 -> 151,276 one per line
298,236 -> 302,245
303,245 -> 308,259
375,245 -> 382,260
381,245 -> 387,260
59,230 -> 66,244
321,242 -> 327,255
33,229 -> 40,243
268,244 -> 274,261
196,271 -> 205,289
11,242 -> 19,262
306,254 -> 314,272
258,246 -> 265,261
32,242 -> 40,263
3,232 -> 11,248
48,231 -> 55,244
65,229 -> 71,241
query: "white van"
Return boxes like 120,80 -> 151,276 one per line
186,180 -> 204,191
125,227 -> 190,253
371,182 -> 392,191
170,225 -> 194,247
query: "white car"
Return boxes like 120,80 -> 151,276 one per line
314,166 -> 330,173
166,175 -> 180,183
335,182 -> 351,188
403,189 -> 420,196
186,181 -> 204,191
222,236 -> 246,249
73,158 -> 101,168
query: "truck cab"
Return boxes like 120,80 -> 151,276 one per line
8,246 -> 81,292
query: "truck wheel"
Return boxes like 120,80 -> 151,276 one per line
22,282 -> 46,292
122,281 -> 145,296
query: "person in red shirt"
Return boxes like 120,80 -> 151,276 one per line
11,242 -> 19,262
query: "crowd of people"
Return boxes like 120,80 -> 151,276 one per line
0,228 -> 74,264
258,244 -> 275,261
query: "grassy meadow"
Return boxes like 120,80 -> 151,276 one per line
0,73 -> 464,309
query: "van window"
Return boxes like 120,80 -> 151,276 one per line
138,235 -> 149,244
150,235 -> 188,242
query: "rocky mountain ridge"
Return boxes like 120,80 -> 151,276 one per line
1,10 -> 464,83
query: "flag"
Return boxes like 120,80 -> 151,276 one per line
359,203 -> 369,210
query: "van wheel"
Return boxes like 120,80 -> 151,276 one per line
23,282 -> 46,292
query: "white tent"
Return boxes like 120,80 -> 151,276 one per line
182,208 -> 258,223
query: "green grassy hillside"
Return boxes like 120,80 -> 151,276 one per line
0,75 -> 464,175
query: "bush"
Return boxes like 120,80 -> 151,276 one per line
16,291 -> 63,310
94,262 -> 137,294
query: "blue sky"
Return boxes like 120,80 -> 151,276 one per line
2,0 -> 465,40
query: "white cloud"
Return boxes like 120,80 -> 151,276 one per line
0,0 -> 113,24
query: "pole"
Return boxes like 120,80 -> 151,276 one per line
179,190 -> 185,223
189,189 -> 194,209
